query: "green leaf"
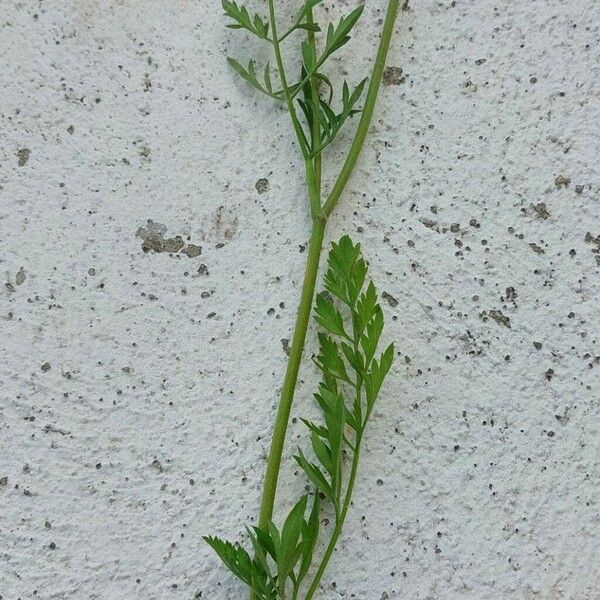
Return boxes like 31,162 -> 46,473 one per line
263,62 -> 273,94
313,73 -> 334,104
252,525 -> 277,563
360,305 -> 384,366
365,342 -> 394,412
350,395 -> 362,432
222,0 -> 270,39
301,417 -> 329,439
295,22 -> 321,32
316,332 -> 351,383
324,392 -> 345,500
314,293 -> 348,339
278,0 -> 324,42
354,281 -> 378,335
311,430 -> 332,474
227,57 -> 280,99
295,450 -> 333,501
348,258 -> 367,307
204,535 -> 274,598
204,536 -> 251,584
267,522 -> 281,559
246,526 -> 273,579
305,77 -> 367,157
298,493 -> 320,583
298,98 -> 313,132
313,383 -> 340,415
315,235 -> 395,435
310,98 -> 331,136
341,341 -> 365,375
306,381 -> 346,502
320,99 -> 337,129
204,532 -> 280,599
301,41 -> 317,72
297,0 -> 325,22
324,5 -> 364,59
279,495 -> 308,578
324,236 -> 365,306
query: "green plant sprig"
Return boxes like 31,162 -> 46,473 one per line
206,237 -> 394,599
206,1 -> 399,598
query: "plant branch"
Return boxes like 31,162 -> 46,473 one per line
306,5 -> 322,194
268,0 -> 310,159
322,0 -> 400,219
258,0 -> 399,588
217,2 -> 400,598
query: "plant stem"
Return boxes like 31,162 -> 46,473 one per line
253,2 -> 399,598
306,6 -> 322,193
268,0 -> 309,158
303,6 -> 322,220
250,6 -> 326,600
305,161 -> 322,220
304,436 -> 363,600
258,218 -> 326,531
322,0 -> 400,219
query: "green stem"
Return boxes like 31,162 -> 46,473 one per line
303,6 -> 322,220
288,53 -> 330,101
306,6 -> 322,194
258,218 -> 326,531
305,160 -> 321,219
304,437 -> 362,600
251,10 -> 325,600
252,3 -> 399,599
322,0 -> 400,219
268,0 -> 309,158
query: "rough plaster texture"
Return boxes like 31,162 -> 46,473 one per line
1,1 -> 599,599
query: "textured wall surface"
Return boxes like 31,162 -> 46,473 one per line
1,1 -> 599,599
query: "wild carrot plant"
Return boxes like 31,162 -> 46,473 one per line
205,1 -> 399,597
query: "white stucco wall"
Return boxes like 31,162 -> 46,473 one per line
1,1 -> 599,599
